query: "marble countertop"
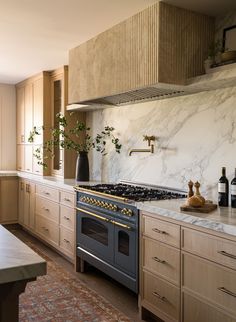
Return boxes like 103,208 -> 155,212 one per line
0,225 -> 46,284
0,171 -> 101,192
137,199 -> 236,237
0,170 -> 18,177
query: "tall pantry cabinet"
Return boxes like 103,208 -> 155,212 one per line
16,72 -> 51,175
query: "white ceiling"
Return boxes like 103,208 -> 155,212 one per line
1,0 -> 236,84
0,0 -> 157,84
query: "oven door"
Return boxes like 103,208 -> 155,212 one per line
77,207 -> 113,263
113,221 -> 137,276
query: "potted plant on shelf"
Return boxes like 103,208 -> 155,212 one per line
28,113 -> 122,181
204,39 -> 223,73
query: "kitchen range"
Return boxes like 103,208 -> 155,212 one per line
75,182 -> 186,293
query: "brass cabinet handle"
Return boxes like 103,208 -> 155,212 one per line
76,207 -> 110,222
43,207 -> 50,212
64,198 -> 71,202
218,250 -> 236,260
21,135 -> 25,143
20,182 -> 24,190
152,256 -> 166,264
218,287 -> 236,298
63,238 -> 70,244
152,228 -> 168,235
41,226 -> 49,232
152,291 -> 167,302
44,191 -> 50,195
110,220 -> 132,230
64,216 -> 70,221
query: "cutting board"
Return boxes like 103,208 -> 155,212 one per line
180,202 -> 217,213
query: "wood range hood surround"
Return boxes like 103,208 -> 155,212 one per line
68,1 -> 215,110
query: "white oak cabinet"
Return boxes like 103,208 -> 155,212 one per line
140,212 -> 236,322
16,72 -> 51,175
18,179 -> 35,230
0,177 -> 18,224
18,179 -> 75,261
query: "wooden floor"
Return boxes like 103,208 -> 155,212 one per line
8,226 -> 147,321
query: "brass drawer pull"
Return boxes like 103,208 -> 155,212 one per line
63,238 -> 70,244
152,228 -> 168,235
152,256 -> 166,264
218,287 -> 236,298
64,216 -> 70,221
218,250 -> 236,260
152,291 -> 166,302
76,207 -> 109,222
44,191 -> 50,195
41,226 -> 49,232
64,198 -> 71,202
43,207 -> 50,212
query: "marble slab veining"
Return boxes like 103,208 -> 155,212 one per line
137,199 -> 236,237
0,225 -> 46,284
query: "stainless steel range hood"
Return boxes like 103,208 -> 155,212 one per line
68,2 -> 214,111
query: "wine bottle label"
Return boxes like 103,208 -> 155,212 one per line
218,183 -> 226,193
231,185 -> 236,196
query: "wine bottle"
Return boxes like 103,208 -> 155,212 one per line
231,168 -> 236,208
218,167 -> 229,207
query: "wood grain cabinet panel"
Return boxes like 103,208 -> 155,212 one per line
60,205 -> 74,230
35,196 -> 59,223
182,227 -> 236,271
60,191 -> 75,208
36,215 -> 59,247
36,184 -> 59,202
143,237 -> 180,286
69,2 -> 214,104
182,292 -> 236,322
182,253 -> 236,316
16,86 -> 25,144
59,226 -> 74,258
24,145 -> 33,172
0,178 -> 18,224
143,271 -> 180,322
143,214 -> 180,248
17,144 -> 25,171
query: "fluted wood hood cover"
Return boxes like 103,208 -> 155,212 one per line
68,2 -> 214,109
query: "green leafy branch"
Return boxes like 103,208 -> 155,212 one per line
28,113 -> 122,168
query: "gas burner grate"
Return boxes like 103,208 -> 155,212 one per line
78,183 -> 186,201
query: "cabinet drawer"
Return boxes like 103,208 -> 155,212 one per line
183,253 -> 236,316
35,196 -> 59,223
182,227 -> 236,271
183,292 -> 236,322
143,271 -> 180,321
36,184 -> 59,202
143,237 -> 180,286
59,226 -> 74,258
60,205 -> 74,230
36,215 -> 59,246
143,214 -> 180,248
60,191 -> 75,208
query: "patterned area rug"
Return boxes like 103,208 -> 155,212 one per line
19,241 -> 133,322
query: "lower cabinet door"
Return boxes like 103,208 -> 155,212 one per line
143,271 -> 180,322
36,215 -> 59,247
59,226 -> 74,258
183,292 -> 236,322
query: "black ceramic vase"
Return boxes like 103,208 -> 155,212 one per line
75,151 -> 89,181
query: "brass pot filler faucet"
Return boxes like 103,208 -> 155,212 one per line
129,135 -> 156,156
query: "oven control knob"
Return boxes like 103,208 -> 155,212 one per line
121,208 -> 133,216
111,205 -> 118,211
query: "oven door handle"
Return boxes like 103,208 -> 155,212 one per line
110,220 -> 132,230
76,207 -> 110,222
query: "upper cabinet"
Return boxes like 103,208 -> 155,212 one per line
16,72 -> 51,175
50,66 -> 85,178
68,2 -> 214,106
16,67 -> 85,179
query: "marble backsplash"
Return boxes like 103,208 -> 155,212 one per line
86,86 -> 236,201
